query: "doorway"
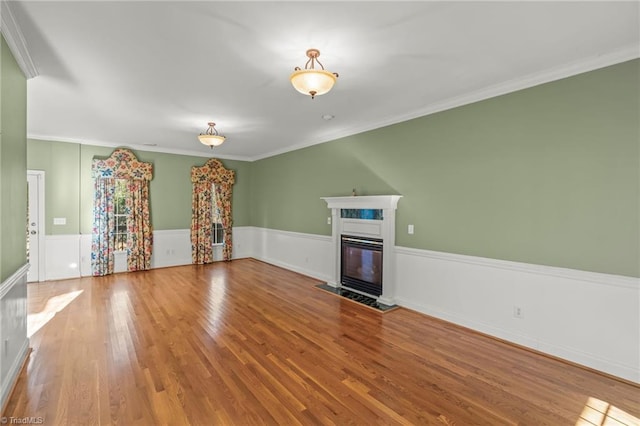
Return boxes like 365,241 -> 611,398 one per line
27,170 -> 45,282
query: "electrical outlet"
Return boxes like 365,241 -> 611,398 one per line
327,217 -> 331,225
513,305 -> 523,319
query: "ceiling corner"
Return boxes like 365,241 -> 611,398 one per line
1,0 -> 39,79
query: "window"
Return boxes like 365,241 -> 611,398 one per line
212,184 -> 224,246
114,179 -> 128,251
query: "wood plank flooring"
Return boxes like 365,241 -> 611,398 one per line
3,259 -> 638,425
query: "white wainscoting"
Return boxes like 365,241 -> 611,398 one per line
251,227 -> 334,283
54,227 -> 255,279
80,234 -> 91,277
150,229 -> 192,269
394,246 -> 640,383
0,264 -> 30,410
231,226 -> 254,260
46,235 -> 81,280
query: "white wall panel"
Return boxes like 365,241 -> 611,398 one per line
150,229 -> 192,269
232,226 -> 254,260
394,246 -> 640,383
45,235 -> 80,280
80,234 -> 92,277
0,264 -> 30,409
252,227 -> 333,283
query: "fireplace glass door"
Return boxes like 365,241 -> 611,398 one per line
341,235 -> 383,296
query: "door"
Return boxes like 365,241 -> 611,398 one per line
27,171 -> 45,282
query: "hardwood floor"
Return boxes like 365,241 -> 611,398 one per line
3,259 -> 638,425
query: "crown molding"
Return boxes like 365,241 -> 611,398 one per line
1,1 -> 38,79
27,134 -> 251,161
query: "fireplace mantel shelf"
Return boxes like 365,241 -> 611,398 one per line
321,195 -> 402,210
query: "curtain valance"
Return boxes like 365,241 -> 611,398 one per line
191,158 -> 235,185
92,148 -> 153,181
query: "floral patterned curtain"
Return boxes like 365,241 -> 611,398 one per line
191,159 -> 235,263
91,178 -> 116,276
126,179 -> 153,271
214,182 -> 234,261
92,148 -> 153,276
191,181 -> 214,264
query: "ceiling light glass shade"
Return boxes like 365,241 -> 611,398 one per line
198,122 -> 226,148
290,69 -> 337,98
290,49 -> 339,99
198,134 -> 226,147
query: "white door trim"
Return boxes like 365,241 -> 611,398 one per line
27,170 -> 46,282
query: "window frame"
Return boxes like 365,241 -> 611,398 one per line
212,184 -> 224,247
113,179 -> 129,252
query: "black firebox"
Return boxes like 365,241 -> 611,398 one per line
340,235 -> 383,296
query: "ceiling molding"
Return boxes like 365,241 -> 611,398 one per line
27,135 -> 250,162
0,1 -> 38,79
248,44 -> 640,162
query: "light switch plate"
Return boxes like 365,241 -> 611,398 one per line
53,217 -> 66,225
408,224 -> 414,234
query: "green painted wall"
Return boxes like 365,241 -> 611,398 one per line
250,60 -> 640,278
27,140 -> 80,234
26,141 -> 251,235
0,36 -> 28,282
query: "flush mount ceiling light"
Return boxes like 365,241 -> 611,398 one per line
290,49 -> 339,99
198,122 -> 226,148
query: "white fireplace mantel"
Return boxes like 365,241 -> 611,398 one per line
321,195 -> 402,210
321,195 -> 402,306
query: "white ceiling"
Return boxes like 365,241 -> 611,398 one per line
6,1 -> 640,161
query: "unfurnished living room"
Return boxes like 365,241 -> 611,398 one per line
1,1 -> 639,425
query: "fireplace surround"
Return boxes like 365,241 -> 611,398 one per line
321,195 -> 402,305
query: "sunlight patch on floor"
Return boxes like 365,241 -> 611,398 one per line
28,289 -> 84,337
576,397 -> 639,426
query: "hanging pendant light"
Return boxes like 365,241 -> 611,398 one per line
290,49 -> 339,99
198,122 -> 226,148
